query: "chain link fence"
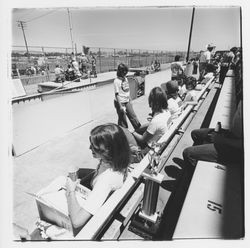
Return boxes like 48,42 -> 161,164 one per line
12,45 -> 198,77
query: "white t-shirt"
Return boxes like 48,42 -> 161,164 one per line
183,90 -> 197,102
179,84 -> 187,97
83,166 -> 125,215
147,110 -> 171,146
167,97 -> 183,119
199,50 -> 211,63
114,77 -> 130,103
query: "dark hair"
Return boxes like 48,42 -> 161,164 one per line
117,63 -> 128,78
166,80 -> 179,100
90,123 -> 130,173
230,47 -> 238,53
148,87 -> 168,113
185,76 -> 197,90
174,55 -> 181,61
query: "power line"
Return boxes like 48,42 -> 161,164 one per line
15,9 -> 35,20
25,10 -> 57,23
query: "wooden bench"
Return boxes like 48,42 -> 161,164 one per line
172,70 -> 244,239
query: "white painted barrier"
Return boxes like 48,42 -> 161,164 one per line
13,91 -> 93,156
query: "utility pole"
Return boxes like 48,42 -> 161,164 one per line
17,20 -> 30,59
186,7 -> 195,62
67,8 -> 74,54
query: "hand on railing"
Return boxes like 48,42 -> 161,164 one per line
148,142 -> 162,174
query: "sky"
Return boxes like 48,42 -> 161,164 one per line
11,6 -> 241,52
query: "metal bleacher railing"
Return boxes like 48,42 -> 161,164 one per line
71,75 -> 216,240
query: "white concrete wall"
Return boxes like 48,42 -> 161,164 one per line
13,91 -> 93,156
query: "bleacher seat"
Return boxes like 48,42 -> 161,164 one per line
173,70 -> 243,240
173,161 -> 243,239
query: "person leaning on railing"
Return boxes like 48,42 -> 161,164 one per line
164,80 -> 184,119
199,43 -> 215,81
219,47 -> 237,84
65,123 -> 130,229
131,87 -> 172,154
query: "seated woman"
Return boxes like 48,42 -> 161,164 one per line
65,123 -> 130,229
165,80 -> 184,119
131,87 -> 171,151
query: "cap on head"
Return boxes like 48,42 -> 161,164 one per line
206,43 -> 216,50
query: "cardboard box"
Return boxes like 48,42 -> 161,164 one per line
36,177 -> 91,237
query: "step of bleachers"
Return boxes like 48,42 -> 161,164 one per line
173,161 -> 243,239
172,71 -> 243,239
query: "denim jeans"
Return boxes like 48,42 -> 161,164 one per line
114,100 -> 141,130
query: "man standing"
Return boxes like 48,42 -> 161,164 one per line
199,43 -> 215,81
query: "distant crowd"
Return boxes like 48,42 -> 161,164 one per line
54,52 -> 97,83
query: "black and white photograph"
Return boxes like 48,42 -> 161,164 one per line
0,0 -> 249,247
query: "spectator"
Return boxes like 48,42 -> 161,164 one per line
65,64 -> 75,81
183,100 -> 243,170
219,47 -> 237,84
79,52 -> 89,74
165,80 -> 183,119
89,53 -> 97,78
182,76 -> 198,105
65,123 -> 130,229
71,58 -> 81,78
171,55 -> 184,82
191,57 -> 199,75
199,43 -> 215,81
154,60 -> 161,72
114,63 -> 141,130
54,64 -> 65,83
131,87 -> 171,151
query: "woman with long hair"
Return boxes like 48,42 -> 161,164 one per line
66,123 -> 130,228
131,87 -> 171,150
